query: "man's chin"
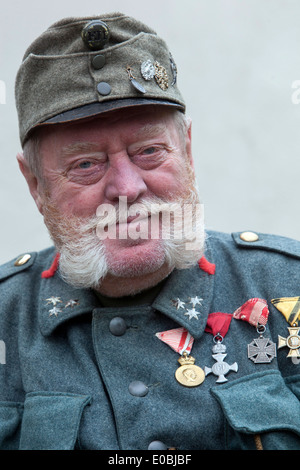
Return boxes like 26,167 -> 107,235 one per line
104,238 -> 167,278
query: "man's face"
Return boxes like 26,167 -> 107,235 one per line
39,107 -> 192,215
21,106 -> 203,293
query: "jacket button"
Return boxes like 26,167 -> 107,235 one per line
109,317 -> 127,336
148,441 -> 168,450
239,231 -> 259,242
129,381 -> 149,397
14,253 -> 31,266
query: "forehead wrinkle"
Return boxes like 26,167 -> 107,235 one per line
60,141 -> 100,157
58,120 -> 170,159
134,122 -> 168,140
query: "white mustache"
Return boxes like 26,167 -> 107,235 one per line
95,195 -> 204,246
95,196 -> 173,226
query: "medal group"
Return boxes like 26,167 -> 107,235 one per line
126,55 -> 177,95
156,296 -> 300,388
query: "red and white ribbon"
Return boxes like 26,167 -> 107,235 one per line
156,327 -> 194,355
233,298 -> 269,327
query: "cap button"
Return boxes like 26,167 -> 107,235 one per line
239,231 -> 259,242
97,82 -> 111,96
81,20 -> 110,50
92,54 -> 106,70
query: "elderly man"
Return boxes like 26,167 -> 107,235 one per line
1,13 -> 300,451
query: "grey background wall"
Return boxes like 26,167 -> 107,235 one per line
1,0 -> 300,263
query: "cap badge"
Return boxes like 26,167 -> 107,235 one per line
140,60 -> 169,90
81,20 -> 110,50
141,60 -> 156,81
169,53 -> 177,85
126,66 -> 146,94
154,62 -> 169,90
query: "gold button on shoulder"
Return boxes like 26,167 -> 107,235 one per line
239,231 -> 259,242
14,254 -> 31,266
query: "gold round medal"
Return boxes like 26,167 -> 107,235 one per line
175,352 -> 205,387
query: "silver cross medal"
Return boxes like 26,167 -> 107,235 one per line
248,325 -> 276,364
205,337 -> 238,384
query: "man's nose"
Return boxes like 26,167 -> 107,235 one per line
104,159 -> 147,203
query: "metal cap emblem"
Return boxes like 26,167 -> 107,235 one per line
81,20 -> 110,50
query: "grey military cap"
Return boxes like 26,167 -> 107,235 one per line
15,12 -> 185,146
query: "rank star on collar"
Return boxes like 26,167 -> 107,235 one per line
184,308 -> 200,320
45,297 -> 62,306
189,296 -> 203,307
65,299 -> 79,308
49,306 -> 62,317
172,298 -> 185,309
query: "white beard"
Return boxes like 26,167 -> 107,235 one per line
43,189 -> 206,291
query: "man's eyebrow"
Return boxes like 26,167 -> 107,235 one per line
60,142 -> 100,157
60,124 -> 167,156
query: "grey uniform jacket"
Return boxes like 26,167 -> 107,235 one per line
0,230 -> 300,450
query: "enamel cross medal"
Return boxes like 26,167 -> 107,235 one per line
156,327 -> 205,387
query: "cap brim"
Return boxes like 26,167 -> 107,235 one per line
42,98 -> 185,125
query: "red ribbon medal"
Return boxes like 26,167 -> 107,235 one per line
233,298 -> 276,364
203,312 -> 238,383
156,327 -> 204,388
156,312 -> 236,386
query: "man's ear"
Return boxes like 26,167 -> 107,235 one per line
16,152 -> 45,214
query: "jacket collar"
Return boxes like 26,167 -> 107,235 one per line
153,240 -> 214,339
39,240 -> 215,338
39,272 -> 99,336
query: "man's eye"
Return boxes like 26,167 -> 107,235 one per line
142,147 -> 157,155
78,161 -> 93,169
